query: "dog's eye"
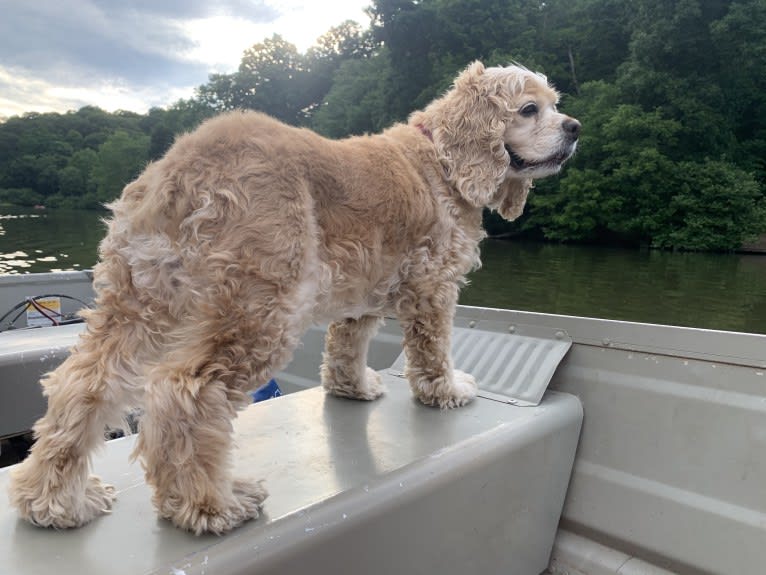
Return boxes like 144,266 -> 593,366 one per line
519,103 -> 538,117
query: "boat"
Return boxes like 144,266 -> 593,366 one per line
1,270 -> 764,575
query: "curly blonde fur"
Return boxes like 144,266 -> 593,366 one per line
8,61 -> 579,535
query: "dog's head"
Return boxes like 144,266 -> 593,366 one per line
412,61 -> 580,220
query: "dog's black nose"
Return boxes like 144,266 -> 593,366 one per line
563,118 -> 581,140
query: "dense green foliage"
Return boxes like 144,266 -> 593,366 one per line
0,0 -> 764,251
0,101 -> 212,209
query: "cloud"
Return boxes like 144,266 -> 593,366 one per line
0,66 -> 195,119
0,0 -> 369,117
0,0 -> 278,88
90,0 -> 280,21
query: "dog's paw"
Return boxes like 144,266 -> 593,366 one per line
441,369 -> 478,408
9,463 -> 115,529
168,479 -> 268,535
81,476 -> 117,522
412,369 -> 478,409
356,367 -> 386,400
232,478 -> 268,515
324,367 -> 386,401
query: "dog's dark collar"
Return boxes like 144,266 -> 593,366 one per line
415,124 -> 433,142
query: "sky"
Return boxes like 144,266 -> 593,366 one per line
0,0 -> 372,120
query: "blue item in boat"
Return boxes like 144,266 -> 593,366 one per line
251,378 -> 282,402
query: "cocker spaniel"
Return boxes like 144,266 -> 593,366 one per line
9,61 -> 579,534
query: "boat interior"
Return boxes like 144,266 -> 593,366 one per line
1,271 -> 764,575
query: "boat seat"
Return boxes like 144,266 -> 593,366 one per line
0,369 -> 581,575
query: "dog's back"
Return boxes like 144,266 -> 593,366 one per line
104,111 -> 479,321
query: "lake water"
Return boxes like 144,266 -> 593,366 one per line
2,206 -> 765,334
0,208 -> 106,275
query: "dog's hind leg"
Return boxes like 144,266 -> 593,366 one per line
135,280 -> 310,534
136,364 -> 268,535
7,299 -> 149,528
135,307 -> 303,535
321,315 -> 385,400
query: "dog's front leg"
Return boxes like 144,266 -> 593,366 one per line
399,281 -> 478,409
321,315 -> 385,400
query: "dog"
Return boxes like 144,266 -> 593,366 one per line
8,61 -> 579,535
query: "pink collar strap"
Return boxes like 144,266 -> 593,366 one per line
415,124 -> 433,142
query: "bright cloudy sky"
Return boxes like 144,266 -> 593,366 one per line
0,0 -> 372,120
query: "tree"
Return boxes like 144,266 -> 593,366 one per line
91,130 -> 149,203
367,0 -> 440,117
304,21 -> 375,119
197,26 -> 372,126
57,165 -> 86,199
196,35 -> 316,124
0,187 -> 42,206
711,0 -> 766,181
652,161 -> 765,251
312,52 -> 395,137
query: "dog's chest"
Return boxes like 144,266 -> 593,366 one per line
304,254 -> 404,322
312,268 -> 399,322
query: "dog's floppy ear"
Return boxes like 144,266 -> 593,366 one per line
427,61 -> 510,208
491,177 -> 533,221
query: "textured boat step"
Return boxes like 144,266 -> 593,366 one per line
390,320 -> 572,406
0,375 -> 582,575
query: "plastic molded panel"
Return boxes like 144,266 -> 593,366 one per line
0,324 -> 82,438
